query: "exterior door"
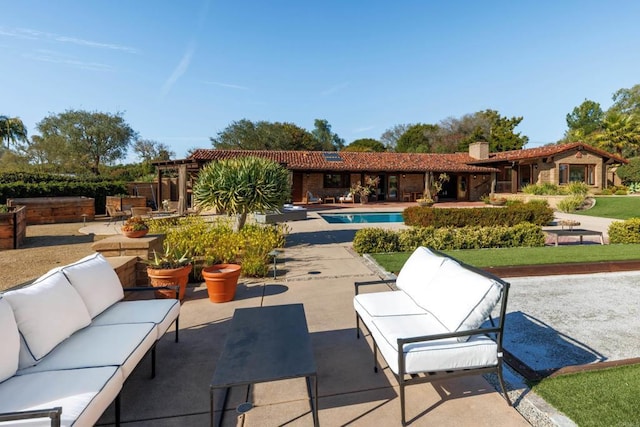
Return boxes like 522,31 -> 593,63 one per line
292,173 -> 303,202
387,175 -> 398,200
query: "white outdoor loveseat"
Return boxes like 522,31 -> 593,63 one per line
354,246 -> 511,425
0,253 -> 180,427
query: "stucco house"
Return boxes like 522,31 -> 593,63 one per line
153,142 -> 627,211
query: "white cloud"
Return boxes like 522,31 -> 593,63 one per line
321,82 -> 350,97
0,26 -> 138,53
21,51 -> 114,71
203,81 -> 249,91
353,126 -> 376,133
161,41 -> 196,98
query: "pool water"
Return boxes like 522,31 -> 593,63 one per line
320,212 -> 404,224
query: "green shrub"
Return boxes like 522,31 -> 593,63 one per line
403,201 -> 553,228
608,218 -> 640,244
599,189 -> 613,195
557,195 -> 586,213
353,223 -> 545,253
566,181 -> 590,196
352,228 -> 400,254
148,216 -> 287,277
522,183 -> 566,195
615,189 -> 628,195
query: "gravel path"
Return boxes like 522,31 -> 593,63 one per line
0,222 -> 95,291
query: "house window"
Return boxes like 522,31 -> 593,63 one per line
323,173 -> 348,188
559,164 -> 595,185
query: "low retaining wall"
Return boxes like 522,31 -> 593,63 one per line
0,205 -> 27,250
7,197 -> 95,225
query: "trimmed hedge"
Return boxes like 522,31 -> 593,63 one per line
353,223 -> 545,254
403,201 -> 554,228
0,173 -> 127,215
609,218 -> 640,244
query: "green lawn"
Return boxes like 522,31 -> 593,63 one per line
370,244 -> 640,274
532,364 -> 640,427
577,196 -> 640,219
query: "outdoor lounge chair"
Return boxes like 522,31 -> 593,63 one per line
106,205 -> 130,224
338,192 -> 354,203
306,191 -> 322,204
354,247 -> 511,425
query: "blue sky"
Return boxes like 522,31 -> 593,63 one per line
2,1 -> 640,162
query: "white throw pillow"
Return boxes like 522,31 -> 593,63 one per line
420,260 -> 503,335
0,297 -> 19,382
62,253 -> 124,318
3,270 -> 92,361
396,246 -> 447,300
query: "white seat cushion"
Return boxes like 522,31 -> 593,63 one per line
395,247 -> 447,297
0,298 -> 19,383
3,270 -> 91,361
354,291 -> 427,328
17,323 -> 156,380
0,366 -> 122,427
370,315 -> 498,375
61,253 -> 125,318
421,260 -> 503,335
92,299 -> 180,340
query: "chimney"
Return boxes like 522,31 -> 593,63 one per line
469,141 -> 489,160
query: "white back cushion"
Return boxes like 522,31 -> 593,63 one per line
0,297 -> 19,382
62,253 -> 124,318
396,247 -> 446,299
420,259 -> 503,334
3,270 -> 91,361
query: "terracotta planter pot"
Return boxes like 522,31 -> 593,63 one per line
147,264 -> 192,300
122,229 -> 149,238
202,264 -> 242,303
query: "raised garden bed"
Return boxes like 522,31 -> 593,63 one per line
7,197 -> 95,225
0,205 -> 26,250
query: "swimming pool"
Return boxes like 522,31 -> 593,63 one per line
320,212 -> 404,224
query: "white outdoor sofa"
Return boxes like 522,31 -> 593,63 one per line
0,253 -> 181,427
354,246 -> 511,425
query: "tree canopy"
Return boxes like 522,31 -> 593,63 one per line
0,116 -> 28,149
564,85 -> 640,157
211,119 -> 346,151
342,138 -> 386,152
36,110 -> 137,175
391,110 -> 528,154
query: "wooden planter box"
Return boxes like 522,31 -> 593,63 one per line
7,197 -> 95,225
106,195 -> 147,213
0,205 -> 27,250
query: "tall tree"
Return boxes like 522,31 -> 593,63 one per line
342,138 -> 386,152
36,110 -> 137,175
0,116 -> 28,149
133,139 -> 175,162
380,123 -> 412,151
312,119 -> 344,151
565,99 -> 604,142
211,119 -> 318,150
593,111 -> 640,157
396,123 -> 440,152
610,84 -> 640,116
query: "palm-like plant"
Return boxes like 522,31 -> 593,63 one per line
0,116 -> 28,149
193,156 -> 290,230
594,112 -> 640,157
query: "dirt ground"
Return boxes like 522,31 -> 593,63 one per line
0,222 -> 96,291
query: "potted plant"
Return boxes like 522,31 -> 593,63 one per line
201,263 -> 242,303
350,176 -> 380,204
145,245 -> 193,300
121,216 -> 149,238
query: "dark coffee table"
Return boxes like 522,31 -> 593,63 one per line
210,304 -> 318,426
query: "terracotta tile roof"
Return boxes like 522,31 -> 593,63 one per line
187,149 -> 500,173
467,142 -> 628,164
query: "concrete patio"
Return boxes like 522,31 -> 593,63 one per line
95,208 -> 532,426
